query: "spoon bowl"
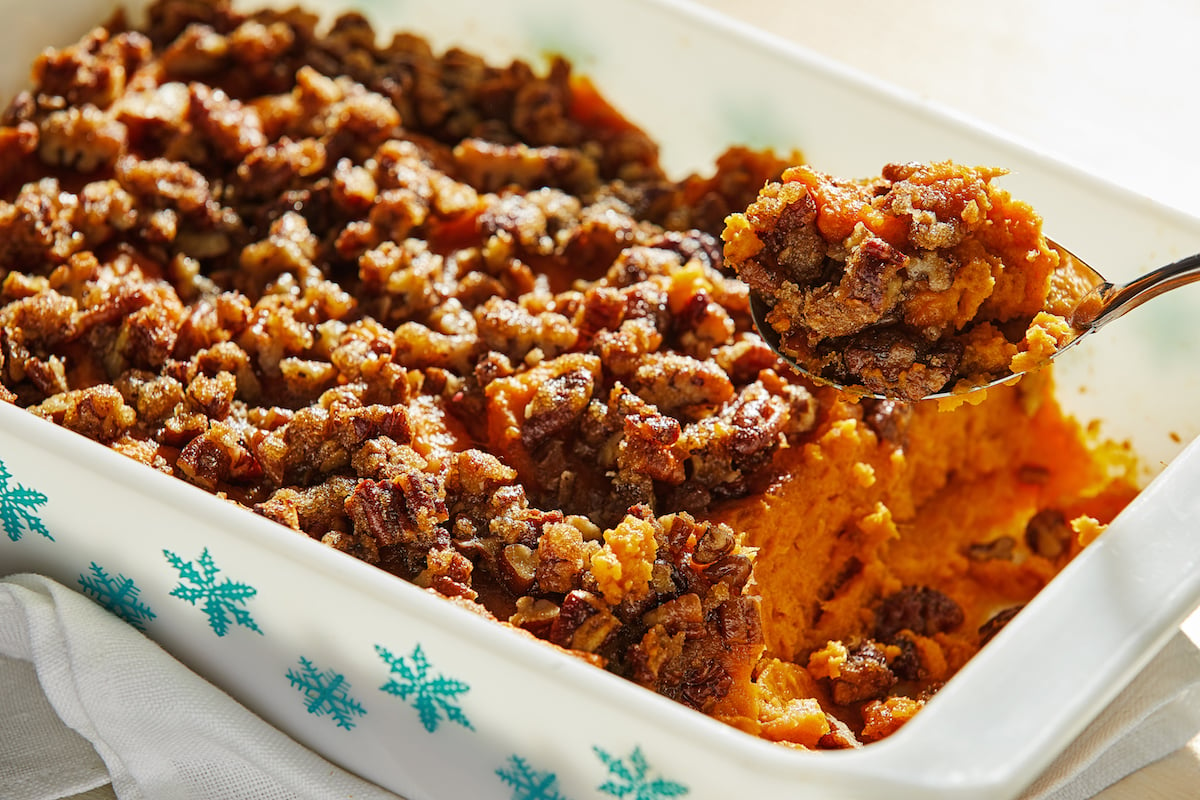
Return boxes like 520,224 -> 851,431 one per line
748,242 -> 1200,402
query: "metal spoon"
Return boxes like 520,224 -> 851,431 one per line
748,243 -> 1200,401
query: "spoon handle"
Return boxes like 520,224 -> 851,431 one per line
1083,251 -> 1200,331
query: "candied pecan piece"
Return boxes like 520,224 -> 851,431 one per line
619,409 -> 686,486
32,28 -> 151,108
235,137 -> 328,201
533,520 -> 592,594
592,319 -> 663,378
671,288 -> 736,360
714,596 -> 763,646
453,139 -> 597,194
575,285 -> 626,344
115,370 -> 184,425
965,536 -> 1016,562
841,328 -> 963,402
38,105 -> 128,172
819,714 -> 863,750
508,596 -> 560,639
475,296 -> 577,363
255,475 -> 357,538
520,366 -> 595,449
29,385 -> 135,442
176,421 -> 262,489
979,605 -> 1024,646
874,586 -> 965,642
627,353 -> 734,417
677,658 -> 734,711
550,589 -> 621,653
0,291 -> 77,351
415,547 -> 476,600
158,22 -> 230,77
703,553 -> 753,594
641,592 -> 705,637
1025,508 -> 1072,559
187,83 -> 267,162
345,454 -> 448,548
888,633 -> 924,682
692,522 -> 736,565
113,81 -> 190,143
801,236 -> 907,338
628,624 -> 687,688
357,240 -> 444,320
861,696 -> 923,742
861,398 -> 914,446
497,543 -> 537,594
726,181 -> 825,302
0,179 -> 90,268
446,448 -> 519,507
713,336 -> 783,385
184,370 -> 236,419
827,640 -> 897,705
114,154 -> 212,215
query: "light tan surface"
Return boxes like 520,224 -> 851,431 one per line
689,1 -> 1200,797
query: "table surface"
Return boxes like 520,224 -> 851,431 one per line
688,2 -> 1200,798
34,2 -> 1200,799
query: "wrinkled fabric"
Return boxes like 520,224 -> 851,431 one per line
0,573 -> 404,800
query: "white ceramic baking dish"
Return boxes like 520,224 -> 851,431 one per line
5,1 -> 1200,798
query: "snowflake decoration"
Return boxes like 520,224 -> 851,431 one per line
375,643 -> 473,733
163,547 -> 262,637
77,562 -> 156,631
0,457 -> 51,542
496,754 -> 571,800
593,746 -> 688,800
286,656 -> 367,731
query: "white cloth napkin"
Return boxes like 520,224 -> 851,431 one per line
0,573 -> 404,800
1019,630 -> 1200,800
3,572 -> 1200,800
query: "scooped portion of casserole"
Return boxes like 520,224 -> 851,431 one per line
723,161 -> 1090,400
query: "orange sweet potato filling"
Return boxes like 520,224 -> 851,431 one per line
704,375 -> 1136,741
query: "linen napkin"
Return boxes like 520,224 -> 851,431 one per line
0,573 -> 404,800
3,572 -> 1200,800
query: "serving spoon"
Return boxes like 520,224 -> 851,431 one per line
748,243 -> 1200,401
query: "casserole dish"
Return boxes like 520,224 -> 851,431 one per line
4,0 -> 1200,798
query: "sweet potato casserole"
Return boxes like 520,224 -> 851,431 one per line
723,162 -> 1094,400
0,0 -> 1137,748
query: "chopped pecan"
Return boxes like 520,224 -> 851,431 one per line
875,586 -> 965,642
827,640 -> 897,705
550,589 -> 620,653
1025,509 -> 1072,560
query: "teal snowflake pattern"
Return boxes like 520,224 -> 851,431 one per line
496,754 -> 571,800
77,562 -> 156,631
0,458 -> 50,542
163,548 -> 262,637
593,746 -> 689,800
286,656 -> 367,730
375,643 -> 473,733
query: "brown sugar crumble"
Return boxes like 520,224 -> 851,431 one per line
0,0 -> 1138,748
723,162 -> 1096,400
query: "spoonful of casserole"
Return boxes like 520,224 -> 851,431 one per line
723,161 -> 1200,402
